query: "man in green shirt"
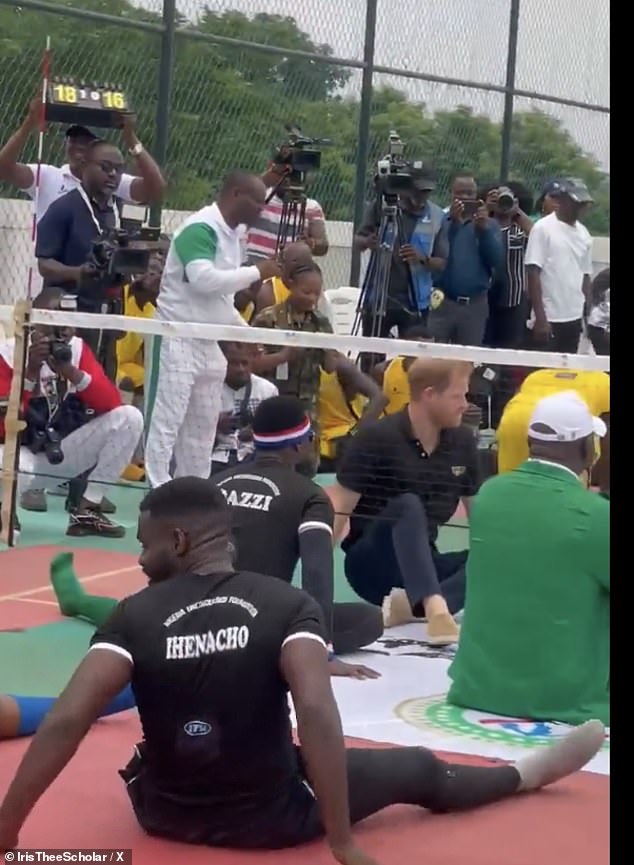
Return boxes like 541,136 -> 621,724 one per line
448,390 -> 610,726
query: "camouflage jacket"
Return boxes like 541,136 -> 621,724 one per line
252,300 -> 333,420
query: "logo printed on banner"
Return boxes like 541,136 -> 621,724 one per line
395,695 -> 610,750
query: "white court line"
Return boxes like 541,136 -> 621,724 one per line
9,597 -> 59,607
0,565 -> 141,603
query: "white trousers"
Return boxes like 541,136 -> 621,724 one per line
0,405 -> 144,505
144,337 -> 226,489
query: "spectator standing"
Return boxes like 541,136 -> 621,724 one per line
586,267 -> 610,356
245,159 -> 328,262
484,183 -> 534,349
0,98 -> 165,222
144,171 -> 281,489
210,342 -> 278,475
0,289 -> 143,537
525,177 -> 594,353
430,172 -> 504,346
354,164 -> 447,338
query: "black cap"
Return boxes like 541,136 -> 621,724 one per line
65,125 -> 98,141
538,177 -> 594,206
409,160 -> 437,192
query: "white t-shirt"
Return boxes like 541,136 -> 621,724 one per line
212,375 -> 279,464
25,163 -> 137,222
525,212 -> 593,323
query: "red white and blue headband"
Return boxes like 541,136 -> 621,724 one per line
253,416 -> 312,450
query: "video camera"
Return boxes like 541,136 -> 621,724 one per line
272,124 -> 330,197
375,131 -> 414,200
89,226 -> 159,282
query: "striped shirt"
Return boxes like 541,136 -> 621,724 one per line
245,192 -> 325,262
497,223 -> 528,307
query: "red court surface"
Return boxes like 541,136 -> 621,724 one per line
0,545 -> 610,865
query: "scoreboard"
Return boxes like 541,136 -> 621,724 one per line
45,77 -> 132,128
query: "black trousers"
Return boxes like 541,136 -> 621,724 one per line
122,744 -> 520,849
486,300 -> 528,349
331,601 -> 383,655
344,494 -> 467,616
529,319 -> 582,354
588,325 -> 609,356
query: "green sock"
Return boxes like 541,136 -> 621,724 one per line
50,552 -> 118,627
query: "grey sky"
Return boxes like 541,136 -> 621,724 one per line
145,0 -> 610,169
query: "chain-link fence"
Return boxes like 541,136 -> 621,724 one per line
0,0 -> 610,305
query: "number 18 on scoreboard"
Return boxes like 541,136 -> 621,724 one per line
46,76 -> 132,128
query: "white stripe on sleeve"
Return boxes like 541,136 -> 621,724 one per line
281,632 -> 328,651
298,521 -> 333,536
88,643 -> 134,665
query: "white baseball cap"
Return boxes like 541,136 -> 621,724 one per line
528,391 -> 607,443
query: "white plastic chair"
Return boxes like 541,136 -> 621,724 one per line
325,286 -> 362,360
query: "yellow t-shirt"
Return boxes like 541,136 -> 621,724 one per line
497,369 -> 611,474
116,285 -> 156,389
318,370 -> 366,458
383,357 -> 410,415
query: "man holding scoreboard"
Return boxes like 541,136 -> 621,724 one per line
0,91 -> 166,222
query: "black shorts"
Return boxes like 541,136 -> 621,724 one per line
120,744 -> 323,849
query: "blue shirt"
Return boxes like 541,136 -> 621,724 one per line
35,188 -> 116,293
437,217 -> 504,299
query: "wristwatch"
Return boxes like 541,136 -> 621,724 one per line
129,141 -> 144,157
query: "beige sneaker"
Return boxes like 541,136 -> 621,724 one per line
427,612 -> 460,646
382,588 -> 425,628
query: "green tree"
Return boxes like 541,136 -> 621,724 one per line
0,0 -> 609,232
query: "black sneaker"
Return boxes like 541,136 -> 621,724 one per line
66,507 -> 126,538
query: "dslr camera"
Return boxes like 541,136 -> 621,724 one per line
23,394 -> 90,466
496,186 -> 517,213
272,124 -> 329,196
375,131 -> 414,200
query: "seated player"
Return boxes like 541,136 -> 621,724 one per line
372,323 -> 434,415
252,262 -> 385,473
210,341 -> 278,475
0,476 -> 606,860
329,359 -> 481,645
0,288 -> 143,537
496,366 -> 610,493
50,398 -> 382,675
586,267 -> 609,357
449,391 -> 610,726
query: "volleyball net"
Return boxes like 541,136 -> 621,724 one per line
0,302 -> 610,546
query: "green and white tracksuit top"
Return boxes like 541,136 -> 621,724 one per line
157,203 -> 260,326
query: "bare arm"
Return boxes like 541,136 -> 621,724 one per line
334,355 -> 387,425
515,210 -> 533,235
527,265 -> 549,332
582,273 -> 593,304
328,481 -> 361,544
120,115 -> 167,204
0,651 -> 131,846
0,99 -> 39,189
253,279 -> 276,315
37,259 -> 82,285
281,639 -> 353,856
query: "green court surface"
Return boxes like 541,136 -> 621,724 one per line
1,475 -> 468,696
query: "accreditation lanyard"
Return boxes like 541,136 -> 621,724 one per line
76,184 -> 121,235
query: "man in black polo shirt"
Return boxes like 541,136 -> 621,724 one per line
213,395 -> 383,673
330,358 -> 481,645
0,477 -> 606,860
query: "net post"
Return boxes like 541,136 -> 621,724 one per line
0,300 -> 30,547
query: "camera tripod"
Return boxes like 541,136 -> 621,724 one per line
267,172 -> 308,256
352,198 -> 418,342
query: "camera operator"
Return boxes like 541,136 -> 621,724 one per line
245,154 -> 329,262
0,97 -> 165,222
429,172 -> 504,347
210,342 -> 279,475
0,288 -> 143,538
354,164 -> 447,339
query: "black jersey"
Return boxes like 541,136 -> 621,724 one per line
90,570 -> 326,807
212,459 -> 334,583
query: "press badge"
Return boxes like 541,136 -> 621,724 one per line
276,362 -> 289,381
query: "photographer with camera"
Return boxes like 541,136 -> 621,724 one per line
246,137 -> 329,263
210,342 -> 279,475
429,172 -> 504,347
355,162 -> 446,340
482,182 -> 534,350
0,288 -> 143,538
145,171 -> 282,489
